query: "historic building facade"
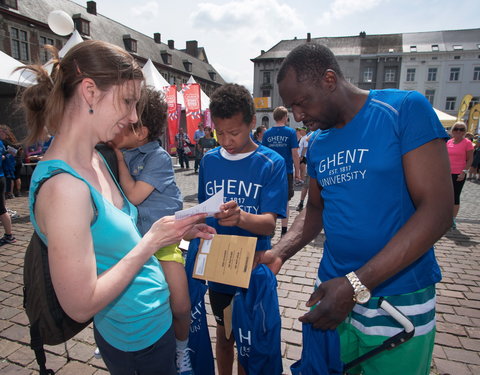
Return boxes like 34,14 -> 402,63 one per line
252,29 -> 480,128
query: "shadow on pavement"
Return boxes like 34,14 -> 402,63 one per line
444,228 -> 480,247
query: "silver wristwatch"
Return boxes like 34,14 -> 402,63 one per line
346,271 -> 371,304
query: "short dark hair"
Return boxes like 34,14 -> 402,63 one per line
134,87 -> 167,142
277,43 -> 343,84
209,83 -> 255,125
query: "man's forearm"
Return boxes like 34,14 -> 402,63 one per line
273,204 -> 323,262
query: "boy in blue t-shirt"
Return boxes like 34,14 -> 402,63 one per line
199,84 -> 287,374
262,106 -> 300,235
111,88 -> 193,375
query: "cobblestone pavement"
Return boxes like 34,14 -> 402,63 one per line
0,165 -> 479,374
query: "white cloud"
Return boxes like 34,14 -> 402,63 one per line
131,1 -> 160,19
319,0 -> 385,23
191,0 -> 305,48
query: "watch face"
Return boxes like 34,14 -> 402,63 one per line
356,289 -> 371,304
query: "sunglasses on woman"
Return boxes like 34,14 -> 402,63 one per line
452,128 -> 466,132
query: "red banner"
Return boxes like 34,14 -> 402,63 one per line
182,83 -> 202,142
165,85 -> 178,153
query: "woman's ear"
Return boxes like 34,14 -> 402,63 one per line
80,78 -> 97,110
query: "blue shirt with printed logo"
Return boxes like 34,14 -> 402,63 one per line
262,126 -> 299,174
307,89 -> 448,297
199,145 -> 287,294
123,141 -> 182,236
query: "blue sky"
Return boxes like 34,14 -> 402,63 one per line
72,0 -> 479,91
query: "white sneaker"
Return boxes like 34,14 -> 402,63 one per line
176,347 -> 194,375
94,347 -> 102,359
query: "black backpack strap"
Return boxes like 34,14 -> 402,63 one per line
30,322 -> 55,375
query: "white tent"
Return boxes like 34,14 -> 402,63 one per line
434,108 -> 457,128
142,59 -> 185,108
142,59 -> 169,91
186,75 -> 210,111
0,51 -> 35,87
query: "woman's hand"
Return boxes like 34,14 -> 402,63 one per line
184,223 -> 216,241
143,213 -> 209,251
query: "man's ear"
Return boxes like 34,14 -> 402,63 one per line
323,69 -> 338,92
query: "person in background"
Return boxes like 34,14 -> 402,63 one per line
193,123 -> 205,144
0,128 -> 15,245
0,125 -> 20,199
194,126 -> 217,174
18,40 -> 213,374
468,140 -> 480,181
258,42 -> 452,375
252,125 -> 266,145
446,122 -> 474,229
175,128 -> 192,169
262,106 -> 300,236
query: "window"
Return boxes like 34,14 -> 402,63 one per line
1,0 -> 17,8
454,56 -> 461,60
473,67 -> 480,81
261,116 -> 269,127
410,45 -> 417,52
11,27 -> 29,61
263,71 -> 271,84
183,60 -> 192,72
427,68 -> 437,81
208,71 -> 216,81
453,45 -> 463,51
363,67 -> 373,83
470,97 -> 479,108
425,90 -> 435,105
123,35 -> 137,53
449,67 -> 460,81
432,56 -> 438,60
161,51 -> 172,65
445,97 -> 456,111
73,15 -> 90,36
431,44 -> 439,52
262,90 -> 270,98
384,68 -> 395,83
39,36 -> 54,63
406,68 -> 416,82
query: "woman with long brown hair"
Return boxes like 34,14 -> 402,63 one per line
18,40 -> 213,374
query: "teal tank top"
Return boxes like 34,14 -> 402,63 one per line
29,159 -> 172,351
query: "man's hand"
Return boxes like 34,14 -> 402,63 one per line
214,200 -> 242,227
299,276 -> 356,330
254,250 -> 284,275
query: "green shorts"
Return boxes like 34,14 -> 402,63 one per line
154,243 -> 185,265
339,285 -> 436,375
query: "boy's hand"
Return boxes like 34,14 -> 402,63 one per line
214,200 -> 242,227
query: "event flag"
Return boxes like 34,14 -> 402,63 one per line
183,83 -> 202,142
165,85 -> 179,153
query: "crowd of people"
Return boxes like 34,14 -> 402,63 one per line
8,37 -> 477,375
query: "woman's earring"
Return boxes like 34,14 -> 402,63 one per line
88,106 -> 94,114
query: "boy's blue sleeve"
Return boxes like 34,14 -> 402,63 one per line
260,157 -> 287,218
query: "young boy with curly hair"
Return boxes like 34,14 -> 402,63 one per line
112,87 -> 193,374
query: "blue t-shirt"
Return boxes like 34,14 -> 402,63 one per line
123,141 -> 183,236
199,145 -> 287,294
307,90 -> 448,296
29,159 -> 172,351
262,126 -> 299,174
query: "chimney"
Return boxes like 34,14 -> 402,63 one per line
307,33 -> 311,42
168,40 -> 174,49
261,50 -> 265,54
86,1 -> 97,15
154,33 -> 161,44
359,31 -> 366,38
186,40 -> 198,57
